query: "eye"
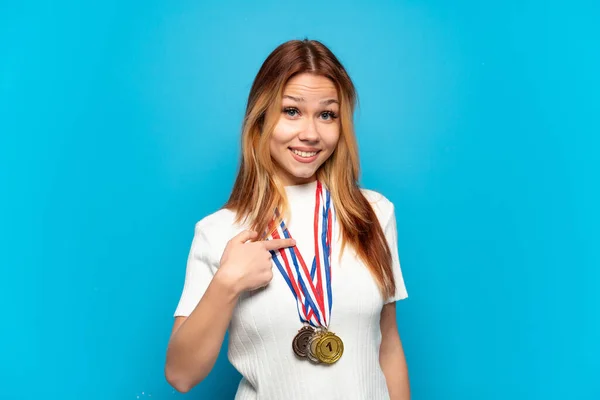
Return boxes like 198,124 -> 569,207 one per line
283,107 -> 300,118
320,111 -> 338,121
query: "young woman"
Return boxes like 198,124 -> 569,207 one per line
165,39 -> 410,399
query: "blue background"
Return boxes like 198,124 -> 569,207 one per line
1,0 -> 599,399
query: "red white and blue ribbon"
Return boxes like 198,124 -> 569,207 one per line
267,181 -> 334,328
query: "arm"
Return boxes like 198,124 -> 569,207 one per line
165,271 -> 239,393
164,229 -> 295,393
379,302 -> 410,400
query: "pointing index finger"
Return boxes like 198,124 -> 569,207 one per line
263,238 -> 296,251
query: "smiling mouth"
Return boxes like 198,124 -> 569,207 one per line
290,148 -> 320,158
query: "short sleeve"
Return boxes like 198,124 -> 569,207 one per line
384,205 -> 408,303
173,222 -> 217,317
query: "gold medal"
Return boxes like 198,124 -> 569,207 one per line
292,326 -> 314,358
306,330 -> 324,364
315,331 -> 344,364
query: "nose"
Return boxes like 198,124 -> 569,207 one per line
298,118 -> 319,142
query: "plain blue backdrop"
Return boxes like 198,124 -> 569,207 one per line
1,0 -> 599,399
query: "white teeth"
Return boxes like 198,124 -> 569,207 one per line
291,149 -> 318,158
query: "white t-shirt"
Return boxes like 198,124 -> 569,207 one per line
174,181 -> 408,400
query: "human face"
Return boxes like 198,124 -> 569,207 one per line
270,73 -> 340,186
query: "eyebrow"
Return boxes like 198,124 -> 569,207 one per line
283,95 -> 339,105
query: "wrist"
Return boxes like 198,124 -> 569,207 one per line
214,267 -> 243,299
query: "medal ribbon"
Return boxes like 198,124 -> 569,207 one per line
268,181 -> 334,328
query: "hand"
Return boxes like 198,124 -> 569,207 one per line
217,230 -> 296,295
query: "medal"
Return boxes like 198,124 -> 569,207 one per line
306,329 -> 324,364
315,331 -> 344,364
268,181 -> 344,365
292,326 -> 314,358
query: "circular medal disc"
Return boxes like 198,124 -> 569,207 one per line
315,332 -> 344,364
292,326 -> 314,358
307,332 -> 323,364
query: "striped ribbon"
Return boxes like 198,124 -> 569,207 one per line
267,181 -> 334,328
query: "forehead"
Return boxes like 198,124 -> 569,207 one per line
283,73 -> 338,99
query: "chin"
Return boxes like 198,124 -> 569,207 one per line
282,167 -> 316,183
291,172 -> 316,181
276,156 -> 324,183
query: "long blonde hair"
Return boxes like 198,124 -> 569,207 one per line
224,39 -> 395,298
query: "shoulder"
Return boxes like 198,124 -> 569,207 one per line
194,207 -> 239,233
191,208 -> 245,263
360,188 -> 396,227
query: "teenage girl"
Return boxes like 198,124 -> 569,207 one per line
165,39 -> 410,400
